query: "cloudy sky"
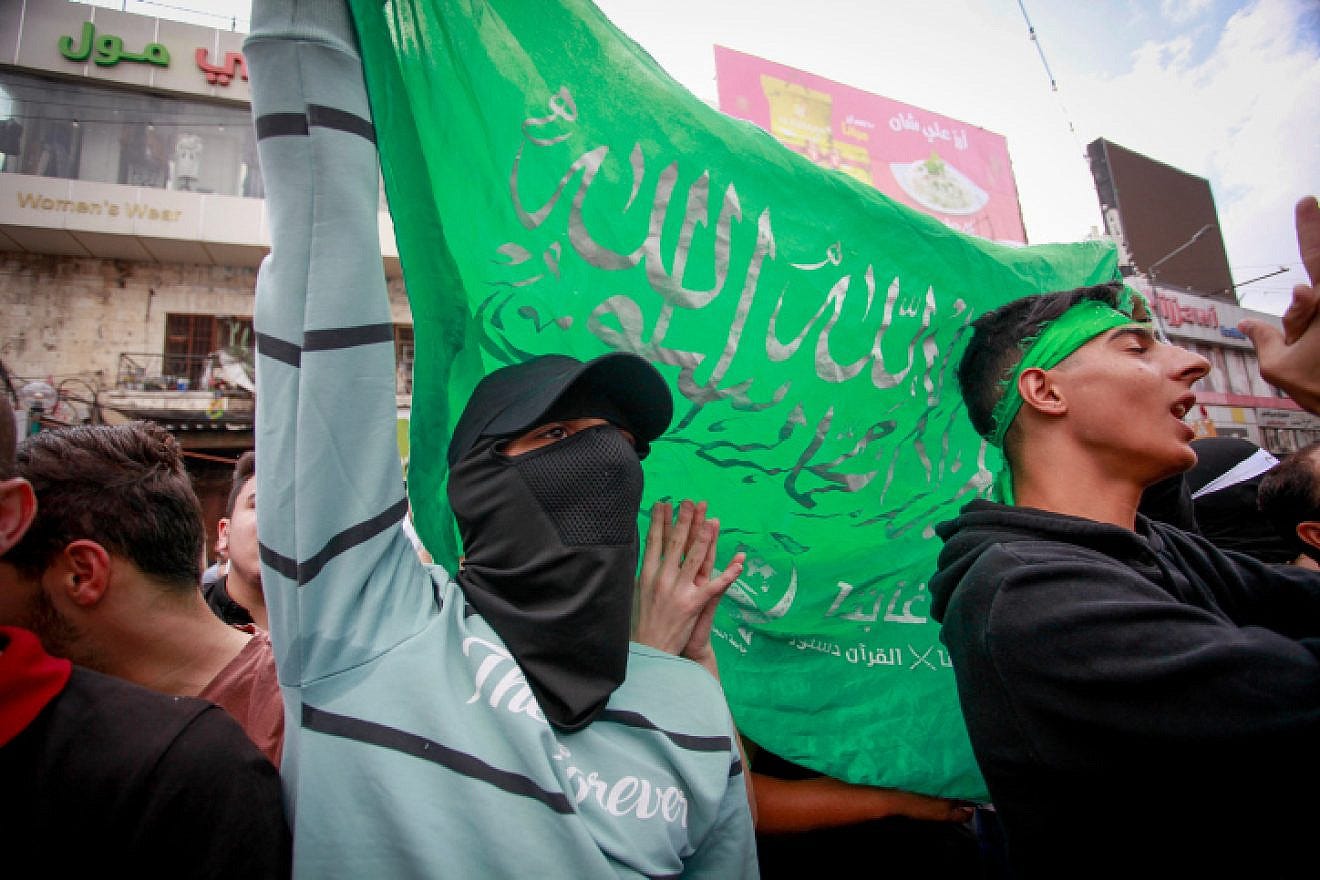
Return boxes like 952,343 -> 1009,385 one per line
93,0 -> 1318,314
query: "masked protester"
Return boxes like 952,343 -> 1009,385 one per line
244,2 -> 757,876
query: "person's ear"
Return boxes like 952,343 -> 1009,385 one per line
1297,520 -> 1320,555
215,517 -> 231,561
0,477 -> 37,556
47,539 -> 113,607
1017,367 -> 1067,417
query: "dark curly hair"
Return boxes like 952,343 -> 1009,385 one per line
956,281 -> 1131,442
1258,441 -> 1320,564
2,421 -> 204,590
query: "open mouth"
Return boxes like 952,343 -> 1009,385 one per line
1171,396 -> 1196,421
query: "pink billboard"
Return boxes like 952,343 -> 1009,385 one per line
714,46 -> 1027,244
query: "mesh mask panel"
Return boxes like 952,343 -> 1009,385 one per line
514,426 -> 642,546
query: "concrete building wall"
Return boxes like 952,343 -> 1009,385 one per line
1,251 -> 412,389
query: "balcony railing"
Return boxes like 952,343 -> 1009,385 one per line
116,351 -> 253,394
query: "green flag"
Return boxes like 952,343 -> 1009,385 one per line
349,0 -> 1117,800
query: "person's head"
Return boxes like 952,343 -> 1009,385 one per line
216,450 -> 259,592
444,352 -> 672,731
1258,441 -> 1320,566
0,394 -> 38,560
447,352 -> 672,558
957,281 -> 1209,501
0,421 -> 205,657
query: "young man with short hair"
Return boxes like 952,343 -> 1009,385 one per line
0,396 -> 290,877
928,281 -> 1320,878
205,449 -> 266,628
4,421 -> 282,765
1259,440 -> 1320,571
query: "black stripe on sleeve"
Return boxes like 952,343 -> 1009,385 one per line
302,705 -> 575,814
256,331 -> 303,367
255,107 -> 374,143
255,111 -> 310,140
303,323 -> 395,352
296,496 -> 409,584
308,104 -> 376,144
596,709 -> 732,753
259,541 -> 299,581
257,496 -> 408,586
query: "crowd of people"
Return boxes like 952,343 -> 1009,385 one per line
3,0 -> 1319,876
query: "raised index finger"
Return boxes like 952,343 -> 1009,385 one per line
1297,195 -> 1320,287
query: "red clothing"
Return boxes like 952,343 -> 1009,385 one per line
0,626 -> 72,746
199,625 -> 284,766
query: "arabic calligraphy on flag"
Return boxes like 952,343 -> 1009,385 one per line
348,0 -> 1117,799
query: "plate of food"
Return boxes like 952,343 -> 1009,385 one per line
890,152 -> 989,216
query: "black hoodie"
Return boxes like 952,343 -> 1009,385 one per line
929,500 -> 1320,879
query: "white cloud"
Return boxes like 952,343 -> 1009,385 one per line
1058,0 -> 1319,309
1160,0 -> 1214,26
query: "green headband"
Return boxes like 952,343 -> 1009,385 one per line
987,288 -> 1152,504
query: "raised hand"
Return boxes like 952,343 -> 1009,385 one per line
634,499 -> 745,678
1240,196 -> 1320,415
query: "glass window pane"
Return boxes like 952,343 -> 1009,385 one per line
1222,349 -> 1252,395
1243,350 -> 1275,398
1198,344 -> 1227,394
0,69 -> 263,198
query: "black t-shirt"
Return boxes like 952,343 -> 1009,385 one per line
2,666 -> 290,878
202,572 -> 256,626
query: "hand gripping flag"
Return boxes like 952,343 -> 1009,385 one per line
347,0 -> 1117,799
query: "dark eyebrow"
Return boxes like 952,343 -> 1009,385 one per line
1105,326 -> 1157,345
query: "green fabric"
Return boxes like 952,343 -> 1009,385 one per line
987,290 -> 1150,504
347,0 -> 1118,800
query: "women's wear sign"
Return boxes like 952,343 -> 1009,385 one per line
715,45 -> 1027,244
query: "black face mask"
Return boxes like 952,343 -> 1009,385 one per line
448,424 -> 643,731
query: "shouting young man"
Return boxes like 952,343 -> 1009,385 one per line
929,281 -> 1320,878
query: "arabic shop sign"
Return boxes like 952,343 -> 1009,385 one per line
195,49 -> 248,85
713,45 -> 1028,244
57,21 -> 249,86
59,21 -> 169,67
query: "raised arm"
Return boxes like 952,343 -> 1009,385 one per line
246,0 -> 431,685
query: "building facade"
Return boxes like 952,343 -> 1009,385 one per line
0,0 -> 410,547
1137,278 -> 1320,454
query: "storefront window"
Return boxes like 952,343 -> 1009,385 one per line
0,70 -> 263,198
1242,350 -> 1277,398
1186,341 -> 1225,394
1221,348 -> 1254,396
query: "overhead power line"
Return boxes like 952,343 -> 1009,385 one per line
1016,0 -> 1083,154
77,0 -> 249,32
